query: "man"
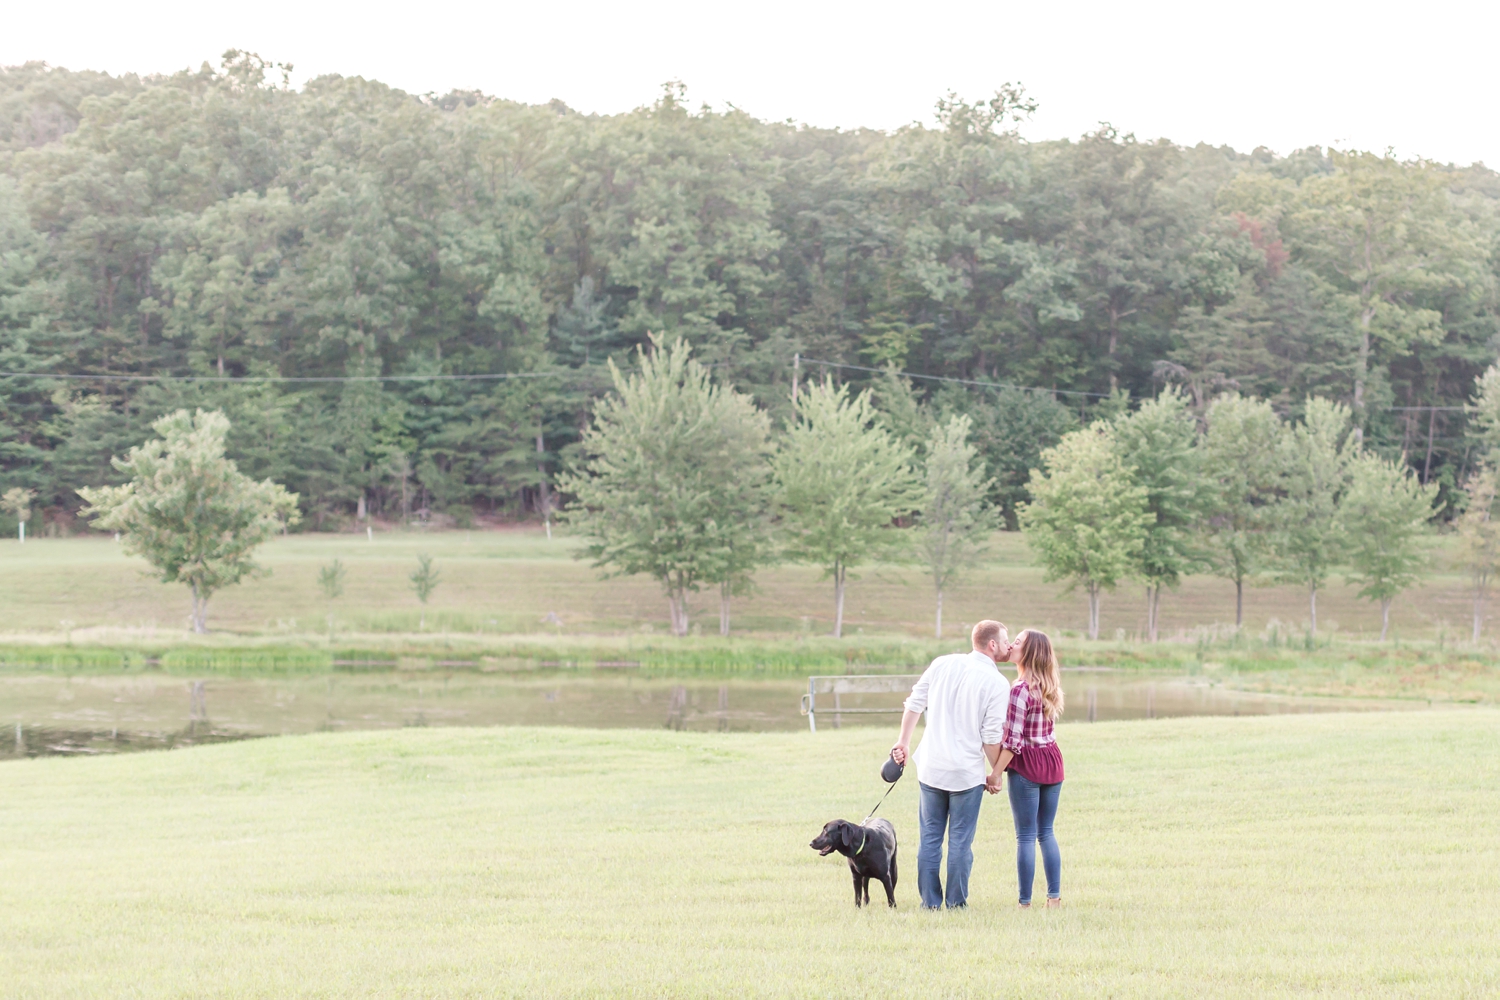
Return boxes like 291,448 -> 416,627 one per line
891,620 -> 1011,909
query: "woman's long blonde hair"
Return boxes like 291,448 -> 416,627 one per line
1016,630 -> 1064,721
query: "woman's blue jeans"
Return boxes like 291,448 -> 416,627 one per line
1006,773 -> 1061,904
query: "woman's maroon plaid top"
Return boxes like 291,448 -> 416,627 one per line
1001,680 -> 1065,785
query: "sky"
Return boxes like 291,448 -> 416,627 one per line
5,0 -> 1496,166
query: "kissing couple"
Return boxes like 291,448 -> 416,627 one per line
890,620 -> 1066,909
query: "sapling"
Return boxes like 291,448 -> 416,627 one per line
319,559 -> 346,639
410,554 -> 439,630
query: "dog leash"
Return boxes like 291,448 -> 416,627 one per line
852,784 -> 896,856
854,754 -> 905,854
861,780 -> 898,827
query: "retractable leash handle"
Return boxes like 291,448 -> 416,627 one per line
880,754 -> 904,785
861,754 -> 905,825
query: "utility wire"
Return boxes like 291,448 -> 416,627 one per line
0,359 -> 1483,413
0,370 -> 565,384
799,357 -> 1480,412
1387,405 -> 1473,412
796,357 -> 1113,399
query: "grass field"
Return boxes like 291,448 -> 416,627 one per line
5,530 -> 1500,707
0,711 -> 1495,996
0,527 -> 1486,646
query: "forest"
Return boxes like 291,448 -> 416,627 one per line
2,52 -> 1498,531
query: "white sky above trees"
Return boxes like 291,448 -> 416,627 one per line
6,0 -> 1494,166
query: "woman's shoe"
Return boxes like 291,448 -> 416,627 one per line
1045,898 -> 1062,909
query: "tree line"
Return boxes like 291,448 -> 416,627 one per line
3,54 -> 1499,532
563,338 -> 992,638
1022,392 -> 1437,641
565,337 -> 1500,642
30,343 -> 1500,642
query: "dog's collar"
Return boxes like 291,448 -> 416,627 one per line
854,827 -> 868,855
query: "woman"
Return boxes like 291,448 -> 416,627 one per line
986,629 -> 1065,908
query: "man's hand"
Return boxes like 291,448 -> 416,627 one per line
985,770 -> 1005,794
891,743 -> 909,766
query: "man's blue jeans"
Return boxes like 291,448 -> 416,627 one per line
917,781 -> 986,909
1006,773 -> 1062,904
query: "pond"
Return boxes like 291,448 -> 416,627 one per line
0,668 -> 1426,760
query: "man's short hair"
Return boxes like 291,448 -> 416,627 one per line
972,620 -> 1006,649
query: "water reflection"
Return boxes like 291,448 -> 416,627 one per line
5,722 -> 258,759
0,669 -> 1422,759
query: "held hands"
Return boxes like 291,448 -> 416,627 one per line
985,770 -> 1005,795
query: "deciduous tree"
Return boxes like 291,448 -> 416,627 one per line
561,339 -> 773,637
773,379 -> 920,638
1200,394 -> 1283,628
1112,388 -> 1206,640
917,414 -> 997,638
1341,453 -> 1437,640
1454,465 -> 1500,643
77,409 -> 299,633
1272,398 -> 1356,636
1277,154 -> 1490,434
1020,423 -> 1150,640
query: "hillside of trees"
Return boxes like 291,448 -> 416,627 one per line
2,53 -> 1497,531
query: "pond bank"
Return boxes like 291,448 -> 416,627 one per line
0,670 -> 1446,759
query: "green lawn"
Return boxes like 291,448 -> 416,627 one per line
0,528 -> 1480,646
6,528 -> 1500,704
1,711 -> 1496,996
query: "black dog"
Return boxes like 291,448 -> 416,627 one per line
809,818 -> 898,908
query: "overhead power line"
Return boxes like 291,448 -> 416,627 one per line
0,370 -> 564,384
1387,405 -> 1473,412
795,357 -> 1113,399
798,358 -> 1480,413
0,360 -> 1482,414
